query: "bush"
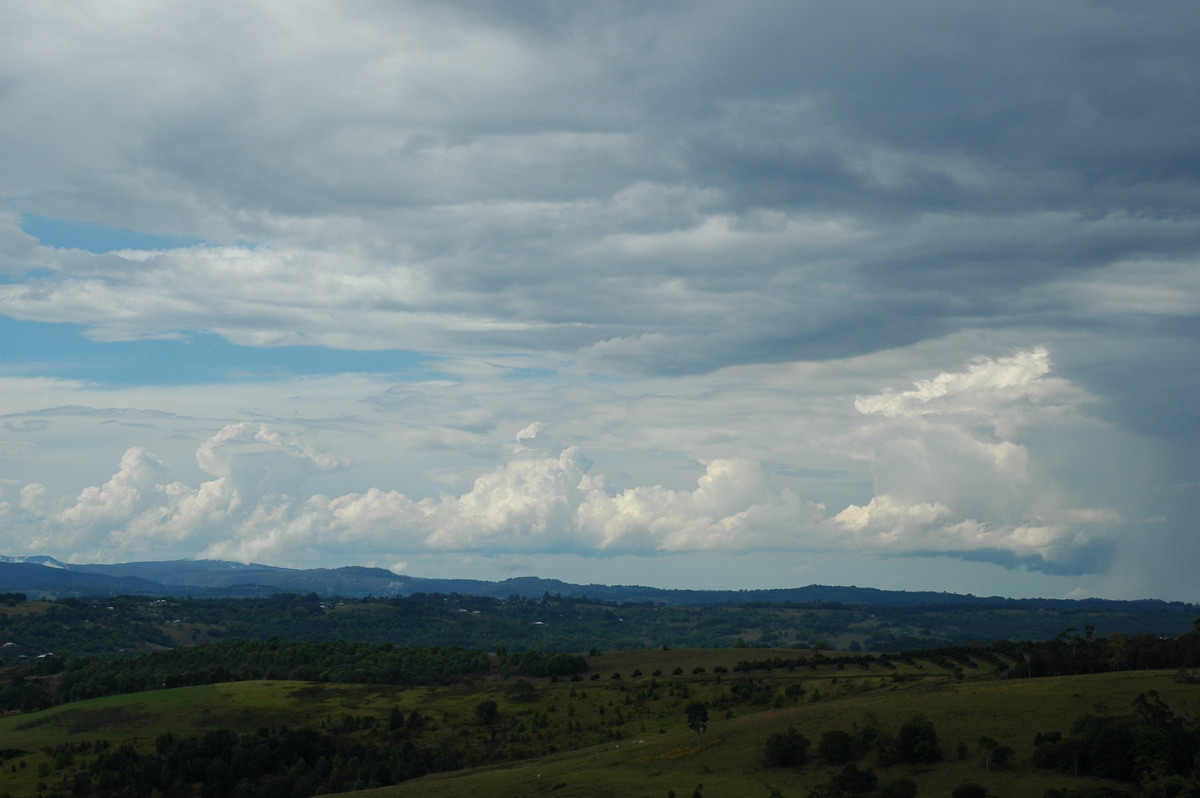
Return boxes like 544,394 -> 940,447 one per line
475,700 -> 499,724
878,778 -> 917,798
897,715 -> 942,763
763,727 -> 811,767
507,679 -> 537,702
805,785 -> 845,798
832,764 -> 877,793
819,729 -> 857,764
951,784 -> 988,798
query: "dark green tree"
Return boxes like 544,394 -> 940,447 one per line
819,729 -> 857,764
475,700 -> 499,725
977,736 -> 1012,771
897,715 -> 942,763
686,702 -> 709,744
878,777 -> 918,798
950,784 -> 988,798
832,763 -> 877,793
507,679 -> 538,702
763,727 -> 811,767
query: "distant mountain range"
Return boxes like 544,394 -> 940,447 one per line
1,554 -> 1194,611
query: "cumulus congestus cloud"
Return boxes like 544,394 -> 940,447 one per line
834,349 -> 1119,574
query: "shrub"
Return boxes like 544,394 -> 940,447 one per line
832,763 -> 877,793
507,679 -> 537,702
818,729 -> 857,764
897,715 -> 942,763
951,784 -> 988,798
763,727 -> 810,767
878,778 -> 917,798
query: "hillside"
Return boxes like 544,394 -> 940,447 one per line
4,556 -> 1197,613
0,646 -> 1196,797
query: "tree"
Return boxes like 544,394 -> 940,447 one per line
819,729 -> 857,764
763,727 -> 810,767
877,778 -> 917,798
976,736 -> 1012,771
685,702 -> 709,744
507,679 -> 537,702
1107,632 -> 1130,673
950,784 -> 988,798
897,715 -> 942,763
832,763 -> 877,793
475,700 -> 499,725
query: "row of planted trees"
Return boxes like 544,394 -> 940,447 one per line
734,618 -> 1200,682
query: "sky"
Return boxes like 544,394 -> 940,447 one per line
1,1 -> 1198,602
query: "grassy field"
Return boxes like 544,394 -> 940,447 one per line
337,669 -> 1194,798
0,648 -> 1194,797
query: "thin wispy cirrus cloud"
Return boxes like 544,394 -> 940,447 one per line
1,1 -> 1197,600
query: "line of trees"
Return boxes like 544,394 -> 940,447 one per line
41,722 -> 461,798
735,619 -> 1200,681
0,639 -> 491,712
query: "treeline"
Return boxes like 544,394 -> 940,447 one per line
3,640 -> 490,711
732,620 -> 1200,681
62,639 -> 489,700
38,721 -> 460,798
6,590 -> 1199,667
0,639 -> 607,712
501,648 -> 588,678
0,592 -> 653,662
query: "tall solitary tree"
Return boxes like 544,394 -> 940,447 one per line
685,702 -> 709,744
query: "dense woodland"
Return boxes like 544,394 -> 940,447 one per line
2,590 -> 1196,664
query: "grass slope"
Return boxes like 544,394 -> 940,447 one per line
338,670 -> 1195,798
0,647 -> 1194,797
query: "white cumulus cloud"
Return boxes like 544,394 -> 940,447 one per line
833,348 -> 1120,573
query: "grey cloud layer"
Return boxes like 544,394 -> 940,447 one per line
1,1 -> 1198,597
3,2 -> 1197,377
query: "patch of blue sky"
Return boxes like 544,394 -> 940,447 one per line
0,267 -> 55,285
0,317 -> 438,386
501,367 -> 556,380
19,213 -> 204,253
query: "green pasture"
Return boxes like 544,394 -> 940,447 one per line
338,669 -> 1196,798
0,647 -> 1194,798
